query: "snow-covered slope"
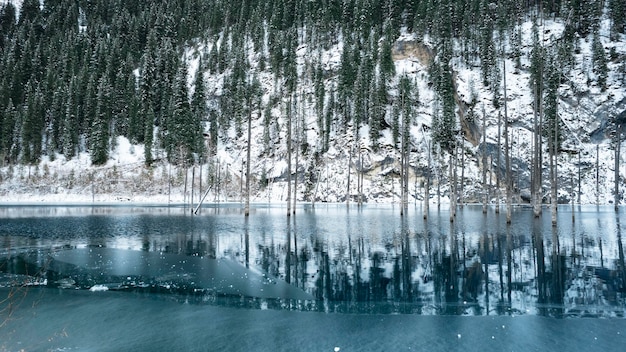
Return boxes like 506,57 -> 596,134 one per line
1,9 -> 625,206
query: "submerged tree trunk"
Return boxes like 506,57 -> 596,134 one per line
496,112 -> 501,214
357,148 -> 361,206
504,57 -> 512,224
293,106 -> 299,215
245,98 -> 252,216
191,166 -> 195,214
615,124 -> 621,211
347,147 -> 352,207
449,153 -> 456,222
460,140 -> 465,209
482,105 -> 488,214
424,142 -> 431,220
532,83 -> 542,217
578,145 -> 582,204
596,144 -> 600,205
551,108 -> 558,226
287,97 -> 292,217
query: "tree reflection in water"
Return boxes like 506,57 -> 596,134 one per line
157,206 -> 625,317
1,204 -> 625,317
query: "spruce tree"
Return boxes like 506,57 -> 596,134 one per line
62,87 -> 78,159
591,32 -> 608,91
18,0 -> 41,26
369,74 -> 387,151
144,107 -> 154,166
191,58 -> 207,159
609,0 -> 625,36
0,101 -> 17,163
91,76 -> 112,165
21,83 -> 45,164
544,59 -> 562,151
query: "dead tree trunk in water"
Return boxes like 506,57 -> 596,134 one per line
596,144 -> 600,205
359,149 -> 364,205
503,57 -> 512,224
550,107 -> 558,226
245,96 -> 252,216
615,124 -> 621,210
424,141 -> 431,220
449,152 -> 456,222
347,147 -> 352,207
496,111 -> 502,214
532,83 -> 542,217
482,105 -> 488,214
460,139 -> 465,209
293,99 -> 300,215
286,97 -> 292,216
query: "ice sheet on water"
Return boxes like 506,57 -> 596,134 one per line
2,287 -> 626,352
38,248 -> 313,300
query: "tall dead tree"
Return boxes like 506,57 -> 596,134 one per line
482,104 -> 488,214
616,123 -> 621,210
293,93 -> 301,215
496,111 -> 502,214
596,144 -> 600,205
550,106 -> 558,226
424,140 -> 431,220
532,83 -> 542,217
244,91 -> 252,216
449,151 -> 456,222
346,147 -> 352,206
460,139 -> 465,209
286,96 -> 293,216
503,58 -> 512,224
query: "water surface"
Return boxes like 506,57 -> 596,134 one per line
1,203 -> 625,350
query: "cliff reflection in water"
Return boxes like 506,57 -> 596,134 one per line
147,205 -> 626,317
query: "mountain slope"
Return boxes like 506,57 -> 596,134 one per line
1,1 -> 625,206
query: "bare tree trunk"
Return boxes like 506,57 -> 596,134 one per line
287,97 -> 292,217
504,58 -> 512,224
482,105 -> 488,214
449,153 -> 455,222
347,147 -> 352,207
184,163 -> 188,205
437,144 -> 441,208
424,142 -> 431,220
245,100 -> 252,216
359,150 -> 364,205
550,139 -> 557,225
214,159 -> 219,202
571,175 -> 575,223
401,125 -> 408,216
460,140 -> 465,209
496,112 -> 501,214
596,144 -> 600,205
191,166 -> 195,214
293,104 -> 299,215
199,160 -> 203,209
551,106 -> 558,226
357,148 -> 361,206
403,142 -> 408,211
532,83 -> 542,217
285,219 -> 291,283
616,124 -> 621,211
578,146 -> 581,204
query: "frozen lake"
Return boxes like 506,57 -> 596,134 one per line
1,203 -> 626,350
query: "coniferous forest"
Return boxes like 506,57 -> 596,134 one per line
1,0 -> 625,204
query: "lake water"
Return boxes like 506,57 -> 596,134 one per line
1,203 -> 626,351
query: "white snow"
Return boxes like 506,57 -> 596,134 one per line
1,9 -> 625,207
89,284 -> 109,292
